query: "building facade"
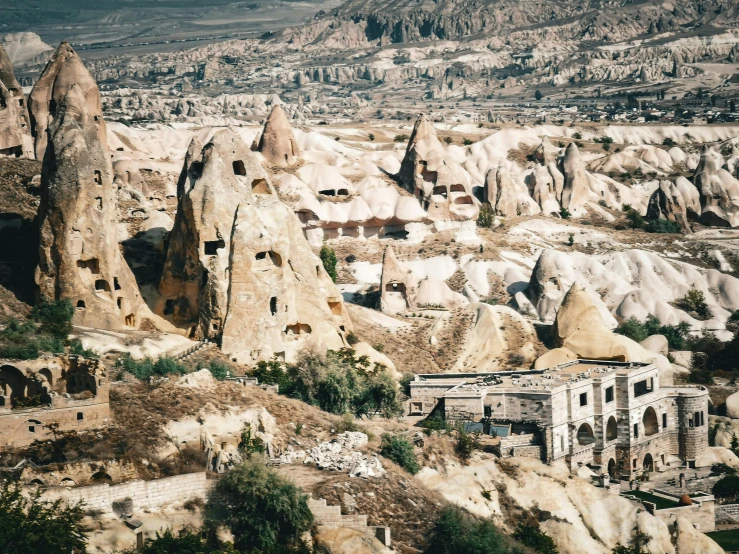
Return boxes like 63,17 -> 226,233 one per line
409,360 -> 708,478
0,355 -> 110,448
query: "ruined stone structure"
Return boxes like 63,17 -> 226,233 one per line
0,44 -> 32,157
256,104 -> 300,167
409,359 -> 708,478
35,55 -> 147,330
397,114 -> 478,222
0,355 -> 109,448
158,129 -> 352,364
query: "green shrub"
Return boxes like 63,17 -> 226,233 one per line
121,528 -> 228,554
394,134 -> 410,143
424,506 -> 521,554
513,524 -> 559,554
477,203 -> 495,228
559,207 -> 571,219
713,475 -> 739,501
239,423 -> 265,456
208,361 -> 230,380
31,299 -> 74,340
614,316 -> 690,350
683,288 -> 711,319
455,425 -> 482,462
625,209 -> 646,230
646,219 -> 681,234
399,372 -> 415,397
380,434 -> 420,474
463,138 -> 473,146
117,355 -> 186,380
204,459 -> 313,552
346,332 -> 359,346
320,245 -> 338,283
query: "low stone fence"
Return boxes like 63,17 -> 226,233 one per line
40,472 -> 213,515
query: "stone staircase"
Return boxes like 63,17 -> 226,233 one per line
171,341 -> 213,361
308,498 -> 391,547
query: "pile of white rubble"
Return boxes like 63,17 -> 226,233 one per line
277,432 -> 385,478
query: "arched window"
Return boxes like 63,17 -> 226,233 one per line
576,423 -> 595,446
606,416 -> 618,442
643,407 -> 659,437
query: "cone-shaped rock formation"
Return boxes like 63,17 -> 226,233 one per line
397,114 -> 478,221
36,83 -> 146,330
694,146 -> 739,227
560,142 -> 590,211
158,129 -> 352,363
0,44 -> 32,157
646,180 -> 691,233
256,105 -> 300,167
379,245 -> 416,314
29,42 -> 104,161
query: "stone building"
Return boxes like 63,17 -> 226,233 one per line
409,359 -> 708,478
0,355 -> 110,448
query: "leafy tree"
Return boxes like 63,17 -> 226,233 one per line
443,136 -> 453,145
32,299 -> 75,340
683,288 -> 711,319
513,524 -> 558,554
455,425 -> 482,462
477,203 -> 495,228
572,132 -> 582,140
611,526 -> 651,554
662,137 -> 676,147
394,134 -> 410,143
205,459 -> 313,553
208,361 -> 230,380
535,89 -> 543,101
368,133 -> 375,142
319,244 -> 338,283
0,481 -> 88,554
239,423 -> 265,456
713,475 -> 739,502
380,434 -> 420,474
346,332 -> 359,346
424,506 -> 520,554
559,207 -> 571,219
117,354 -> 187,380
625,208 -> 646,230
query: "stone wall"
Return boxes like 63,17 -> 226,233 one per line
653,501 -> 715,533
41,472 -> 212,515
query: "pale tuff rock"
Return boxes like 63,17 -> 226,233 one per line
29,42 -> 105,161
176,136 -> 204,200
493,165 -> 518,216
158,128 -> 352,364
36,82 -> 147,331
452,304 -> 538,372
674,175 -> 702,219
0,44 -> 32,157
534,136 -> 559,166
256,104 -> 300,167
674,518 -> 724,554
694,146 -> 739,227
379,245 -> 416,315
314,527 -> 392,554
485,164 -> 540,217
532,164 -> 561,216
646,180 -> 691,232
397,114 -> 478,222
639,335 -> 669,356
560,143 -> 590,211
534,283 -> 670,378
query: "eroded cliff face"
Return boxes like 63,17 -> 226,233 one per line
36,82 -> 146,330
158,129 -> 352,363
0,44 -> 32,157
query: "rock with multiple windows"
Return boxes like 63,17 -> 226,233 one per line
409,359 -> 708,478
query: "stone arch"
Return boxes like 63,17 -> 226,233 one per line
91,471 -> 112,483
607,458 -> 617,478
576,422 -> 595,446
0,365 -> 26,401
606,416 -> 618,442
59,477 -> 76,487
643,406 -> 659,436
643,453 -> 654,472
39,368 -> 53,386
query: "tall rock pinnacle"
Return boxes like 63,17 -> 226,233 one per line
29,41 -> 105,161
36,65 -> 146,330
256,104 -> 300,167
